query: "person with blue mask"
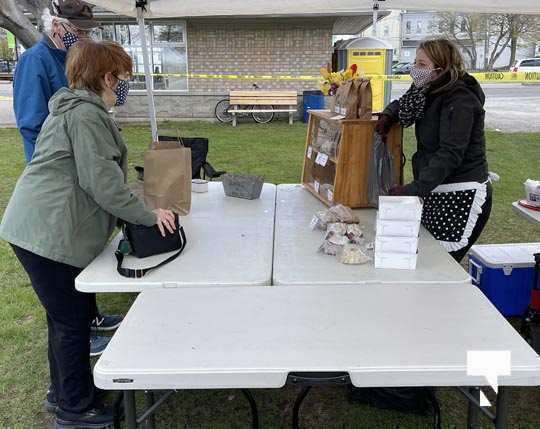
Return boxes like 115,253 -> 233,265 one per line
13,0 -> 95,162
12,0 -> 123,397
3,40 -> 175,428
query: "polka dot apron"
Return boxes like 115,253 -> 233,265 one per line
421,181 -> 488,252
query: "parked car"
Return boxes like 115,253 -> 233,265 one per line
511,58 -> 540,72
392,62 -> 412,75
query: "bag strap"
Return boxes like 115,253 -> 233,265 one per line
114,227 -> 187,278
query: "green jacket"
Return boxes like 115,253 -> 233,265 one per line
0,88 -> 156,268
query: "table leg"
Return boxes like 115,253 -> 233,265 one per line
467,387 -> 480,429
292,386 -> 312,429
144,391 -> 156,429
241,389 -> 259,429
494,386 -> 509,429
124,390 -> 137,429
113,392 -> 124,429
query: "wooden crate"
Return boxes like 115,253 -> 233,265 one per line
301,110 -> 403,208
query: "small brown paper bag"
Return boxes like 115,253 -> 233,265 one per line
344,80 -> 361,119
357,79 -> 373,120
143,140 -> 192,215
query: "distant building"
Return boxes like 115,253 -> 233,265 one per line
363,10 -> 536,70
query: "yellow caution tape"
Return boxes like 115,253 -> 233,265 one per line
134,71 -> 540,83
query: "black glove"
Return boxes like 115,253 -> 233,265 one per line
375,114 -> 394,143
388,185 -> 408,196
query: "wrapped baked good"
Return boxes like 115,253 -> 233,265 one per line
345,223 -> 363,243
318,240 -> 342,256
327,222 -> 347,236
328,204 -> 359,224
325,230 -> 349,246
339,243 -> 371,265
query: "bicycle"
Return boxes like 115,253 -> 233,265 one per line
214,83 -> 274,124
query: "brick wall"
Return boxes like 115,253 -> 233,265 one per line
186,17 -> 334,93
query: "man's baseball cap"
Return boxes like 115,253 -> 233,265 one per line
51,0 -> 98,30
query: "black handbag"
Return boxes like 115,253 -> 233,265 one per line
115,214 -> 187,278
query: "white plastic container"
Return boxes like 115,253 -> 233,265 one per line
375,236 -> 419,254
524,179 -> 540,207
374,251 -> 418,270
376,216 -> 420,238
378,196 -> 423,221
192,179 -> 209,193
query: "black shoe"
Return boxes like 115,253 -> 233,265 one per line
90,314 -> 123,332
45,389 -> 109,415
55,405 -> 114,429
44,389 -> 58,414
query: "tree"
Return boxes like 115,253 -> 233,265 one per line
438,13 -> 484,70
0,0 -> 50,48
439,12 -> 540,71
0,36 -> 14,60
507,15 -> 540,67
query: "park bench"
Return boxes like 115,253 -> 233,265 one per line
229,90 -> 297,127
0,73 -> 13,82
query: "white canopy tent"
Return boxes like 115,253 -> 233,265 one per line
88,0 -> 540,140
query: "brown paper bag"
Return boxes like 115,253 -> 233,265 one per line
143,141 -> 192,215
337,81 -> 354,116
332,83 -> 344,114
357,79 -> 373,120
344,80 -> 361,119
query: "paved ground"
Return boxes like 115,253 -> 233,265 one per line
391,82 -> 540,132
1,81 -> 540,132
0,82 -> 15,128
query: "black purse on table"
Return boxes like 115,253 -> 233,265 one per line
115,214 -> 187,278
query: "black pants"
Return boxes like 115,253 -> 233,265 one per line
11,245 -> 96,413
449,183 -> 493,263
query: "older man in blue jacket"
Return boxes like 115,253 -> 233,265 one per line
12,0 -> 123,411
13,0 -> 95,161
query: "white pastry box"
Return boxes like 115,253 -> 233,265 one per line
375,251 -> 418,270
378,196 -> 423,221
375,216 -> 421,238
375,236 -> 419,254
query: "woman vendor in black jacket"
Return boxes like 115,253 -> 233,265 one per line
376,38 -> 492,262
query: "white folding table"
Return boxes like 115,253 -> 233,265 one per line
512,201 -> 540,225
273,184 -> 471,286
75,182 -> 277,292
94,284 -> 540,429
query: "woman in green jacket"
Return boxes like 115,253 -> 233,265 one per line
0,40 -> 175,429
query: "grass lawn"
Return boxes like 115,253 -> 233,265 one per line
0,120 -> 539,428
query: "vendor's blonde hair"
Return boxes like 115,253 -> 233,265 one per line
418,38 -> 465,93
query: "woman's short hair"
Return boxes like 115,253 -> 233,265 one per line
66,40 -> 133,94
418,38 -> 465,92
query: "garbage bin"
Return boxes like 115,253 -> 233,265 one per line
302,90 -> 325,123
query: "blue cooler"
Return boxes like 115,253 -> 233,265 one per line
469,243 -> 540,316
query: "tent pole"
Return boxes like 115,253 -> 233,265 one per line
372,1 -> 379,37
137,5 -> 158,142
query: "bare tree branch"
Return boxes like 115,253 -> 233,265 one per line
0,0 -> 50,48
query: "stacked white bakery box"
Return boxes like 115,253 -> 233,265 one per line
374,196 -> 423,270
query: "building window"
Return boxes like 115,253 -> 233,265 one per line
405,21 -> 411,34
427,21 -> 434,32
416,21 -> 422,34
93,21 -> 188,91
